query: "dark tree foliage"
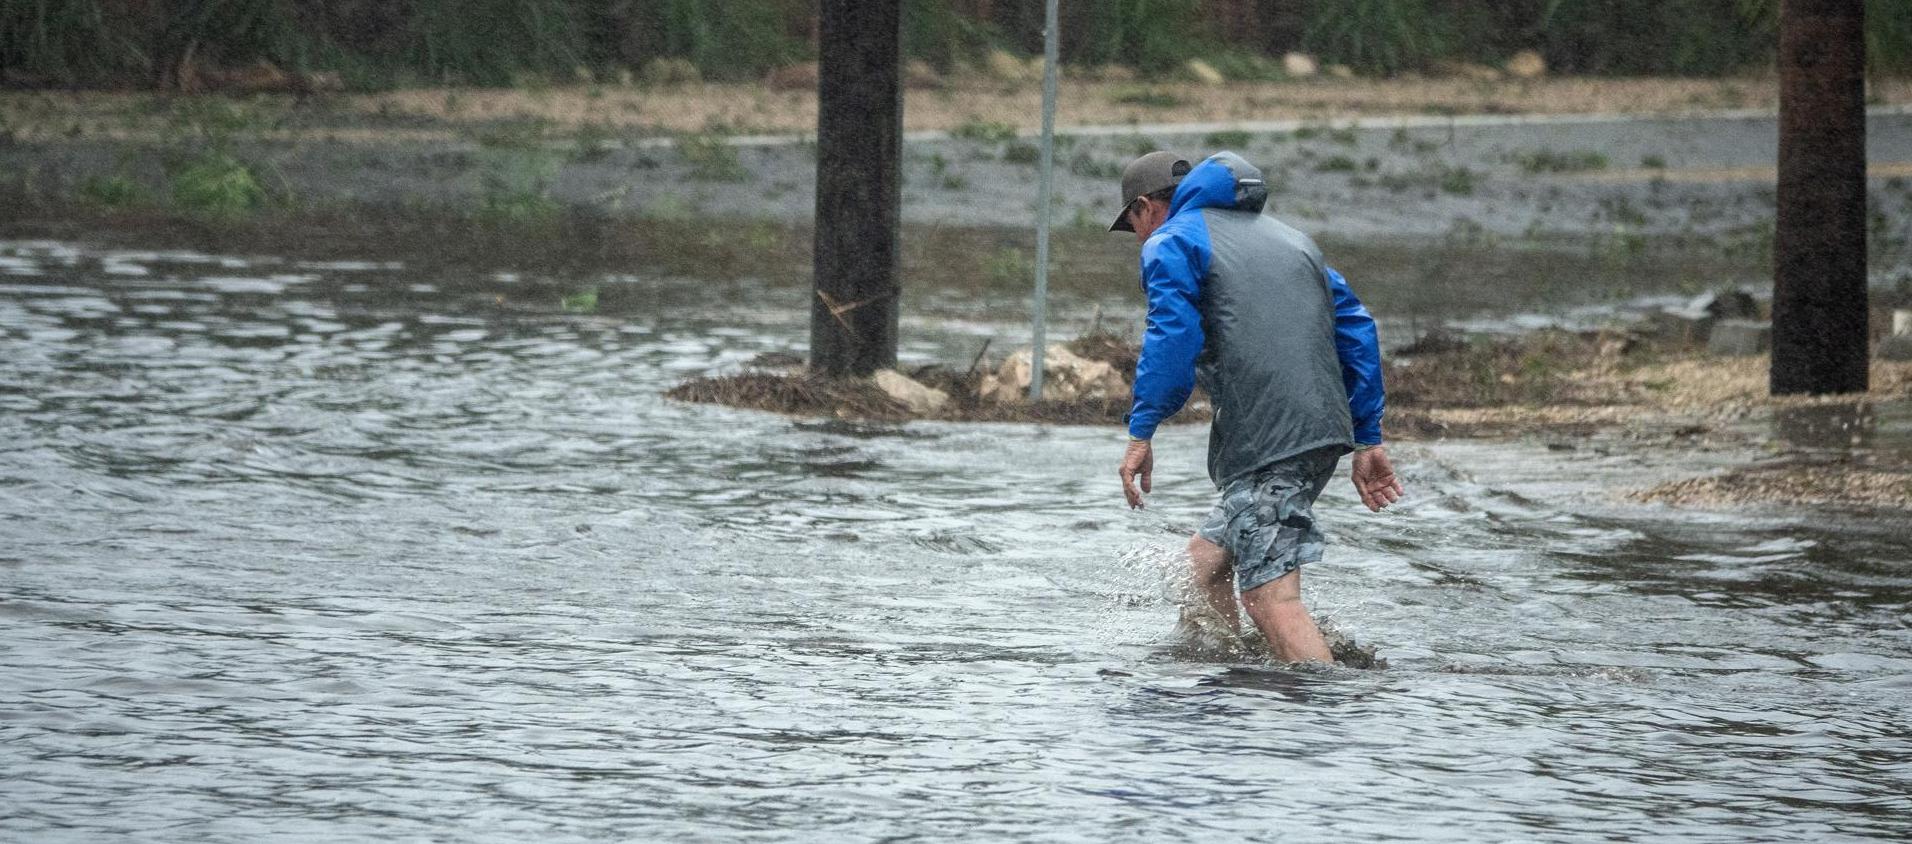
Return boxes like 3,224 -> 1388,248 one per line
3,0 -> 1910,89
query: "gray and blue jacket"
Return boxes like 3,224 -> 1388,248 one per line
1126,152 -> 1385,485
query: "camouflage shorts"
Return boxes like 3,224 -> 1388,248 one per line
1196,446 -> 1342,593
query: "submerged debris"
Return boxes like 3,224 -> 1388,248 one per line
1631,459 -> 1912,510
671,327 -> 1912,512
667,330 -> 1199,426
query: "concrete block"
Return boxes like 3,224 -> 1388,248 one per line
1707,319 -> 1771,357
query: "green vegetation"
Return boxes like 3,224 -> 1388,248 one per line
148,97 -> 284,218
1067,153 -> 1122,179
1316,155 -> 1360,173
1439,166 -> 1478,196
1203,130 -> 1253,149
1510,149 -> 1610,174
1380,162 -> 1479,196
1062,0 -> 1211,71
169,152 -> 266,217
561,286 -> 598,313
474,150 -> 561,224
1002,141 -> 1041,165
4,0 -> 1912,91
677,132 -> 746,182
1121,135 -> 1163,158
76,173 -> 144,207
571,121 -> 618,162
1641,154 -> 1668,169
1109,87 -> 1184,109
950,119 -> 1017,143
985,247 -> 1033,285
1303,0 -> 1452,78
470,117 -> 563,224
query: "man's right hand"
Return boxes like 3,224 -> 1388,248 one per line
1351,445 -> 1404,512
1119,439 -> 1154,509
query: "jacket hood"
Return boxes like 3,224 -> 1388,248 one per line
1166,152 -> 1268,218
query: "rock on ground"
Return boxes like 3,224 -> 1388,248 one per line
1184,59 -> 1225,86
873,369 -> 949,414
980,345 -> 1129,404
1505,49 -> 1548,80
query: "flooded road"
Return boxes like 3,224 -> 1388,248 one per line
2,240 -> 1909,841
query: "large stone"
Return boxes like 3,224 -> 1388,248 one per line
1184,59 -> 1225,86
1505,49 -> 1547,80
979,345 -> 1129,404
1282,52 -> 1318,79
984,49 -> 1033,83
872,369 -> 949,414
1708,319 -> 1772,357
904,59 -> 944,90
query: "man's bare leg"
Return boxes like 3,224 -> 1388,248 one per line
1240,569 -> 1334,664
1183,535 -> 1240,631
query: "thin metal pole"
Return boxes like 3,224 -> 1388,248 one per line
1028,0 -> 1059,400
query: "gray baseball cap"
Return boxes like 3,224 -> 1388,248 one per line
1110,150 -> 1190,232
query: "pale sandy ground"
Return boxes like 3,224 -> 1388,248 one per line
6,75 -> 1911,142
330,76 -> 1912,135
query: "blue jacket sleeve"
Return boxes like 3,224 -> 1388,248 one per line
1327,266 -> 1385,444
1127,231 -> 1208,440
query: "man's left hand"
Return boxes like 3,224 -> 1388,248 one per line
1351,445 -> 1405,512
1119,439 -> 1154,509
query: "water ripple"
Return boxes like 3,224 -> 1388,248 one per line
1,239 -> 1908,842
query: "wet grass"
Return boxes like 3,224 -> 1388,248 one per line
1203,129 -> 1253,148
75,173 -> 145,207
950,119 -> 1017,143
676,131 -> 747,182
1109,87 -> 1185,109
169,153 -> 268,218
1511,148 -> 1611,174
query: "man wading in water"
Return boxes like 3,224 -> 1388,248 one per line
1112,150 -> 1403,665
